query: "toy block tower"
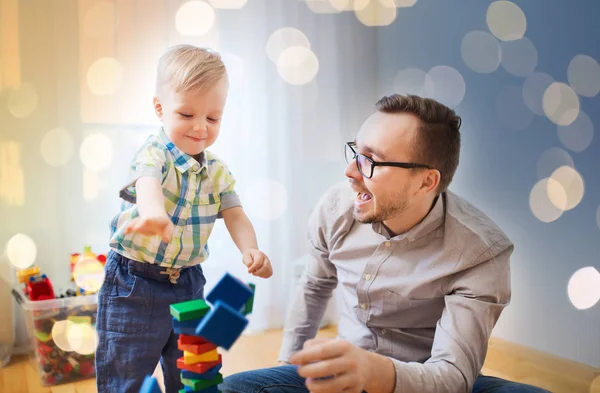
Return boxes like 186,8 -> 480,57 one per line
139,273 -> 255,393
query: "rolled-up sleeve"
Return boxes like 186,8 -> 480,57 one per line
119,142 -> 166,204
391,240 -> 513,393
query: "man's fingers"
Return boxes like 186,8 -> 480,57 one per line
290,339 -> 345,365
305,372 -> 356,393
297,356 -> 349,379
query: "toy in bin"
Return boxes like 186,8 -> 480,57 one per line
17,266 -> 55,301
70,246 -> 107,295
12,287 -> 99,386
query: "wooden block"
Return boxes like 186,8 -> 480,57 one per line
170,299 -> 210,322
178,386 -> 219,393
180,363 -> 222,380
206,273 -> 253,310
178,338 -> 217,354
195,300 -> 248,350
181,373 -> 223,391
177,355 -> 222,374
139,375 -> 161,393
179,334 -> 209,345
184,348 -> 219,364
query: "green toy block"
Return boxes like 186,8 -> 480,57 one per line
181,373 -> 223,391
242,283 -> 255,316
170,299 -> 210,322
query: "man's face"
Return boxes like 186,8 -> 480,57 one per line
345,111 -> 424,224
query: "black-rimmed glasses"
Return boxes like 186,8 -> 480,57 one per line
344,142 -> 434,179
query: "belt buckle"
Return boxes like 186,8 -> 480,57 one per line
160,267 -> 181,284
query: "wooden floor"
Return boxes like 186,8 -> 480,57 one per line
1,326 -> 599,393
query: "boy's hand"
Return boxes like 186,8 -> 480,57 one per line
124,214 -> 174,243
242,249 -> 273,278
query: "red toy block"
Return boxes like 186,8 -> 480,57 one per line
178,338 -> 217,354
177,355 -> 222,374
178,335 -> 209,345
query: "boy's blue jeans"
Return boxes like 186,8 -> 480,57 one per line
219,365 -> 552,393
95,250 -> 206,393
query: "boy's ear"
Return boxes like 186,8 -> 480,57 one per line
153,97 -> 163,120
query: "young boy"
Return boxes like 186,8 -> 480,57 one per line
95,45 -> 273,393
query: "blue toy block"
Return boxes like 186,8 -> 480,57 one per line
174,326 -> 202,335
181,363 -> 222,380
173,317 -> 204,329
206,273 -> 253,310
139,375 -> 161,393
194,300 -> 248,350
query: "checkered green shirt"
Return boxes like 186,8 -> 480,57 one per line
109,129 -> 241,268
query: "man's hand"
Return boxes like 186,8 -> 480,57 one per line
290,338 -> 395,393
290,338 -> 369,393
124,214 -> 174,243
242,249 -> 273,278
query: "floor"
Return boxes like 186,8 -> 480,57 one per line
1,326 -> 599,393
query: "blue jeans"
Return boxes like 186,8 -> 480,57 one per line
220,365 -> 552,393
95,250 -> 207,393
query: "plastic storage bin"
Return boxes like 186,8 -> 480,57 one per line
12,288 -> 97,386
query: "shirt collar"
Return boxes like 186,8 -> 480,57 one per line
372,193 -> 445,241
158,128 -> 209,176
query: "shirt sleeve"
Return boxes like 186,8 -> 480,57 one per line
212,161 -> 241,217
278,185 -> 351,362
119,142 -> 167,204
391,240 -> 513,393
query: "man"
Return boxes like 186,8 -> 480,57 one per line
220,95 -> 550,393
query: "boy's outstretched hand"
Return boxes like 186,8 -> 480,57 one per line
242,249 -> 273,278
124,214 -> 174,243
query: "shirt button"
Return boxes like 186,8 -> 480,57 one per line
385,242 -> 391,248
364,274 -> 371,281
360,303 -> 367,310
165,258 -> 172,263
186,203 -> 191,209
192,164 -> 200,172
381,329 -> 387,335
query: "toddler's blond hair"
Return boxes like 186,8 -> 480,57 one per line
156,45 -> 227,95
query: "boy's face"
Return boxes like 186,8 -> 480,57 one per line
154,78 -> 228,156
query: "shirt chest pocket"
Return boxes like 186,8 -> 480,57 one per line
381,290 -> 445,328
187,193 -> 221,231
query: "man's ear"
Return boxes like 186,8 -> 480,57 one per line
153,97 -> 163,120
419,169 -> 440,195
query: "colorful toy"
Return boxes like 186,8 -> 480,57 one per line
31,303 -> 97,386
139,375 -> 162,393
26,274 -> 55,301
241,283 -> 255,316
70,245 -> 106,283
71,246 -> 107,295
140,273 -> 255,393
170,299 -> 211,322
194,301 -> 248,350
17,266 -> 41,283
205,273 -> 253,311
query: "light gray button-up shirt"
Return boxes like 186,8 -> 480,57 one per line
279,182 -> 513,393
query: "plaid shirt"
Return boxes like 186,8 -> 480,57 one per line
109,129 -> 241,268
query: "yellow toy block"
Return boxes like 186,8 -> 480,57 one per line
17,266 -> 40,283
183,348 -> 219,364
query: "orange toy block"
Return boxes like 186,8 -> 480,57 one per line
184,348 -> 219,364
178,337 -> 217,354
177,355 -> 222,374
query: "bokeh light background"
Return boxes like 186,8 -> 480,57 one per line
0,0 -> 598,370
